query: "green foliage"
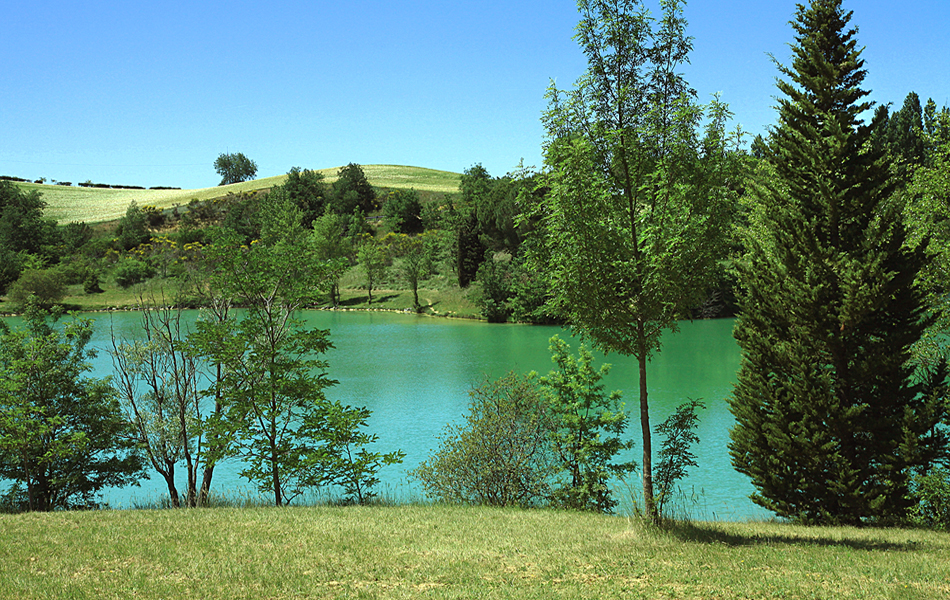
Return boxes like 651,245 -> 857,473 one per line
330,163 -> 377,215
6,269 -> 66,309
310,211 -> 350,306
113,257 -> 155,288
316,401 -> 405,505
534,0 -> 738,520
83,272 -> 103,294
276,167 -> 328,228
908,467 -> 950,530
115,201 -> 152,251
0,180 -> 60,290
412,372 -> 559,507
214,152 -> 258,186
190,201 -> 389,506
904,142 -> 950,364
729,0 -> 943,525
389,232 -> 436,311
356,236 -> 388,304
382,188 -> 423,234
538,336 -> 636,513
654,400 -> 705,520
110,303 -> 206,508
0,302 -> 144,511
0,180 -> 58,256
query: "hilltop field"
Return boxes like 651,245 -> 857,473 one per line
16,165 -> 462,224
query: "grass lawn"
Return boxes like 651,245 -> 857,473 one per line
18,165 -> 461,224
0,504 -> 947,599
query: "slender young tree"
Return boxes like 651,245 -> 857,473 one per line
729,0 -> 946,525
534,0 -> 737,521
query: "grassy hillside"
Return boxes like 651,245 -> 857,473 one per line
1,505 -> 948,599
17,165 -> 461,224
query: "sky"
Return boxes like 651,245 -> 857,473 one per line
2,0 -> 949,190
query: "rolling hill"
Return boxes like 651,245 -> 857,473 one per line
13,165 -> 461,224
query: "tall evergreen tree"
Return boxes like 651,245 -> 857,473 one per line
729,0 -> 946,525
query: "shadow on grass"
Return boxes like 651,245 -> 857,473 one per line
338,294 -> 401,307
664,521 -> 922,552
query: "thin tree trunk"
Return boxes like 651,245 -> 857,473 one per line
637,321 -> 655,522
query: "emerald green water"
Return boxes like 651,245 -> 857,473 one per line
69,311 -> 768,519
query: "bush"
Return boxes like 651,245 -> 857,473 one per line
6,269 -> 66,309
83,272 -> 103,294
654,400 -> 705,521
412,373 -> 559,507
908,467 -> 950,530
113,258 -> 155,288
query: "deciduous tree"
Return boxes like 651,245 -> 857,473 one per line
533,0 -> 737,520
0,302 -> 144,511
214,152 -> 258,186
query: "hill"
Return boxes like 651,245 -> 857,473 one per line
14,165 -> 462,224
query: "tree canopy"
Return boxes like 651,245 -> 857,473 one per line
214,152 -> 258,186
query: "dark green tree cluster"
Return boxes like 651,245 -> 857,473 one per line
449,164 -> 553,323
0,181 -> 61,294
729,0 -> 949,525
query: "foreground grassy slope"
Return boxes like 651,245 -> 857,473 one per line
1,505 -> 947,599
19,165 -> 461,224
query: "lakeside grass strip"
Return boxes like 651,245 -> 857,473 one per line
1,505 -> 948,599
19,165 -> 462,224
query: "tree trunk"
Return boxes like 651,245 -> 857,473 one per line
637,322 -> 655,522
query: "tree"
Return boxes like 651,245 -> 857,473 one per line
0,181 -> 59,292
329,163 -> 377,215
191,199 -> 383,506
310,211 -> 350,306
214,152 -> 258,186
729,0 -> 947,525
275,167 -> 328,228
356,236 -> 387,304
110,301 -> 205,508
382,189 -> 423,234
538,336 -> 635,513
190,220 -> 335,506
0,302 -> 144,511
389,232 -> 436,311
115,201 -> 151,251
412,372 -> 559,508
533,0 -> 737,520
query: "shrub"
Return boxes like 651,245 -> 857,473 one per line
83,272 -> 103,294
654,400 -> 705,520
412,373 -> 559,507
908,467 -> 950,530
113,258 -> 154,288
7,269 -> 66,309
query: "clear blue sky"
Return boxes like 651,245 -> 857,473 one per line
2,0 -> 948,190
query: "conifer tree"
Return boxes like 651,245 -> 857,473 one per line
729,0 -> 946,525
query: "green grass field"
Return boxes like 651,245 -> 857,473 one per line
1,505 -> 947,599
17,165 -> 461,224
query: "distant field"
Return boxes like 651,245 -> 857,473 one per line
15,165 -> 461,224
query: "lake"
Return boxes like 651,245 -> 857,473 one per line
62,310 -> 771,520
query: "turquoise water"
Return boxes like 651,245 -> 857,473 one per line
38,310 -> 771,520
